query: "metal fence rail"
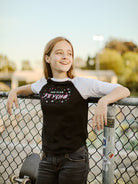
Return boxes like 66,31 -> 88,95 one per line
0,92 -> 138,184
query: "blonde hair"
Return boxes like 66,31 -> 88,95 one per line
42,37 -> 74,79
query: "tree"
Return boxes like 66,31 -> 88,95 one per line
0,55 -> 16,72
99,48 -> 124,75
122,51 -> 138,81
21,60 -> 32,70
121,52 -> 138,93
81,56 -> 96,70
105,39 -> 138,54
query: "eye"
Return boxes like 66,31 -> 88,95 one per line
56,51 -> 62,55
68,52 -> 72,56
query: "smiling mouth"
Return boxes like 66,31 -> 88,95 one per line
60,62 -> 70,65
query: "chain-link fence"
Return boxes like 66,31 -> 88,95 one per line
0,92 -> 138,184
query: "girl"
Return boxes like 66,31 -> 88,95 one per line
7,37 -> 130,184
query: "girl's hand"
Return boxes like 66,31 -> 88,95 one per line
92,86 -> 130,130
92,98 -> 108,130
6,84 -> 33,115
7,89 -> 19,115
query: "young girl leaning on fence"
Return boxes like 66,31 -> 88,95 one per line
7,36 -> 130,184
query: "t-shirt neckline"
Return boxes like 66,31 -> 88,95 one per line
50,78 -> 71,82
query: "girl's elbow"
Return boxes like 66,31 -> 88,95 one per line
123,87 -> 130,97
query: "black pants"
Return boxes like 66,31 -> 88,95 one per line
36,146 -> 89,184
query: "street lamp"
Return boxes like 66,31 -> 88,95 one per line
93,35 -> 104,42
92,35 -> 104,71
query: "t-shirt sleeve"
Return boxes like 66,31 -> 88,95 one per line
31,78 -> 47,94
73,77 -> 121,99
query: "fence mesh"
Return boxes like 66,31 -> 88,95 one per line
0,94 -> 138,184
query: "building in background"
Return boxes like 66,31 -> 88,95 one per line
75,69 -> 117,83
0,68 -> 118,91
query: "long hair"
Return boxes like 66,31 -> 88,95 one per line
42,37 -> 74,79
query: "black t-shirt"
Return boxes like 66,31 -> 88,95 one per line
39,79 -> 88,154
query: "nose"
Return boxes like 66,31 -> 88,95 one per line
62,53 -> 68,59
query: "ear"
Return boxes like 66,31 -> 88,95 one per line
45,55 -> 50,63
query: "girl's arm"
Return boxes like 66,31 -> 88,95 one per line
7,84 -> 34,115
92,86 -> 130,130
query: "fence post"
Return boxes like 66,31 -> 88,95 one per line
102,105 -> 115,184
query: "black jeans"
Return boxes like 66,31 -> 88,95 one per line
36,146 -> 89,184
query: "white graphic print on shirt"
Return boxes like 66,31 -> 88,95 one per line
41,86 -> 71,104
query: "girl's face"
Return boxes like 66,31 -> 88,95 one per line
45,40 -> 73,78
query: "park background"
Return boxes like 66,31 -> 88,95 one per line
0,0 -> 138,96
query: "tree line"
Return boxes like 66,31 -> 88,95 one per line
0,39 -> 138,95
80,39 -> 138,96
0,56 -> 32,72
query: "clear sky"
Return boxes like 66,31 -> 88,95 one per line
0,0 -> 138,69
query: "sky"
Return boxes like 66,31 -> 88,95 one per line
0,0 -> 138,70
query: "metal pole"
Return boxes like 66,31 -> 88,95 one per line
96,53 -> 100,71
95,53 -> 100,80
102,105 -> 115,184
